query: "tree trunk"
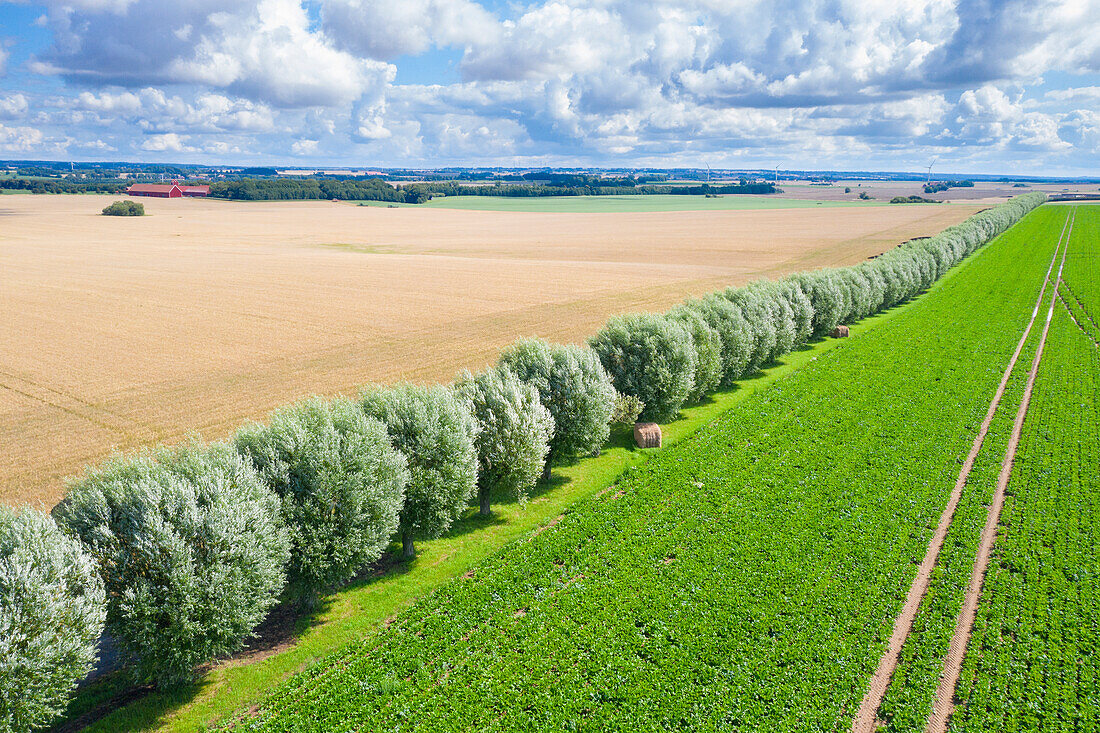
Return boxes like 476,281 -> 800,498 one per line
479,486 -> 492,517
401,531 -> 416,560
542,451 -> 553,483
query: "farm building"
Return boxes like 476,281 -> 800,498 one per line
180,184 -> 211,197
125,181 -> 210,198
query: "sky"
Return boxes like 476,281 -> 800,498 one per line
0,0 -> 1098,175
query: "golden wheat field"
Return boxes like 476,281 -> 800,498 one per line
0,194 -> 982,507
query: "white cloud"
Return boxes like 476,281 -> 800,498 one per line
0,123 -> 44,152
290,138 -> 319,155
139,132 -> 194,152
0,93 -> 29,119
36,0 -> 394,108
321,0 -> 499,60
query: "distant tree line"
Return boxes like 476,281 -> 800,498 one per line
209,177 -> 777,202
0,178 -> 128,194
923,180 -> 974,194
401,181 -> 777,199
208,178 -> 430,203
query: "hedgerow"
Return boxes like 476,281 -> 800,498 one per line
53,443 -> 289,689
0,508 -> 105,732
235,397 -> 408,602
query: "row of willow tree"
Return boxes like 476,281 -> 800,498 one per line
0,193 -> 1046,731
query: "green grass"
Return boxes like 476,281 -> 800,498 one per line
69,317 -> 883,733
950,209 -> 1100,732
214,208 -> 1059,731
357,194 -> 876,213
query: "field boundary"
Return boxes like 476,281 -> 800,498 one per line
849,208 -> 1071,733
924,208 -> 1075,733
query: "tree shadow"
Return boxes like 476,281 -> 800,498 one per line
444,509 -> 509,539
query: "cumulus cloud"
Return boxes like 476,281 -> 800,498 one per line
0,123 -> 44,152
321,0 -> 499,60
33,0 -> 393,107
291,138 -> 319,155
0,93 -> 29,119
5,0 -> 1100,170
140,132 -> 194,152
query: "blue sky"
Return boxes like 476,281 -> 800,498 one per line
0,0 -> 1098,174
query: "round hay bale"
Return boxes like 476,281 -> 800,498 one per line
831,324 -> 850,338
633,422 -> 662,449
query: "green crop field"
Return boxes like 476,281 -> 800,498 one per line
875,208 -> 1073,732
949,208 -> 1100,732
1058,207 -> 1100,344
358,193 -> 874,212
216,207 -> 1072,731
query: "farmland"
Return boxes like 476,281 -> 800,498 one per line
216,205 -> 1070,731
0,194 -> 981,508
364,193 -> 872,212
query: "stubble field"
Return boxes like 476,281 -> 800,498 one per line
0,194 -> 981,508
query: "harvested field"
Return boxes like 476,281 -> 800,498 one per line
0,194 -> 981,508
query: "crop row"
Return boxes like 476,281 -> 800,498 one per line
1060,208 -> 1099,331
225,201 -> 1059,731
949,208 -> 1100,732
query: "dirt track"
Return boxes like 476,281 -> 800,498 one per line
0,194 -> 980,508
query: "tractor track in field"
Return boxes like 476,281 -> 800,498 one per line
849,208 -> 1074,733
924,207 -> 1075,733
1057,290 -> 1100,348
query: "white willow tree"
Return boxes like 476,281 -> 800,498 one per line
360,384 -> 478,559
498,338 -> 616,479
53,443 -> 289,688
235,397 -> 408,602
455,366 -> 553,516
1,507 -> 105,732
667,304 -> 724,402
589,313 -> 697,422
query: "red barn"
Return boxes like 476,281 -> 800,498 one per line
125,180 -> 211,198
179,184 -> 210,197
126,183 -> 183,198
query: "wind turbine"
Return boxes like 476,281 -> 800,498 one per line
926,157 -> 937,184
774,165 -> 779,186
705,161 -> 711,183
